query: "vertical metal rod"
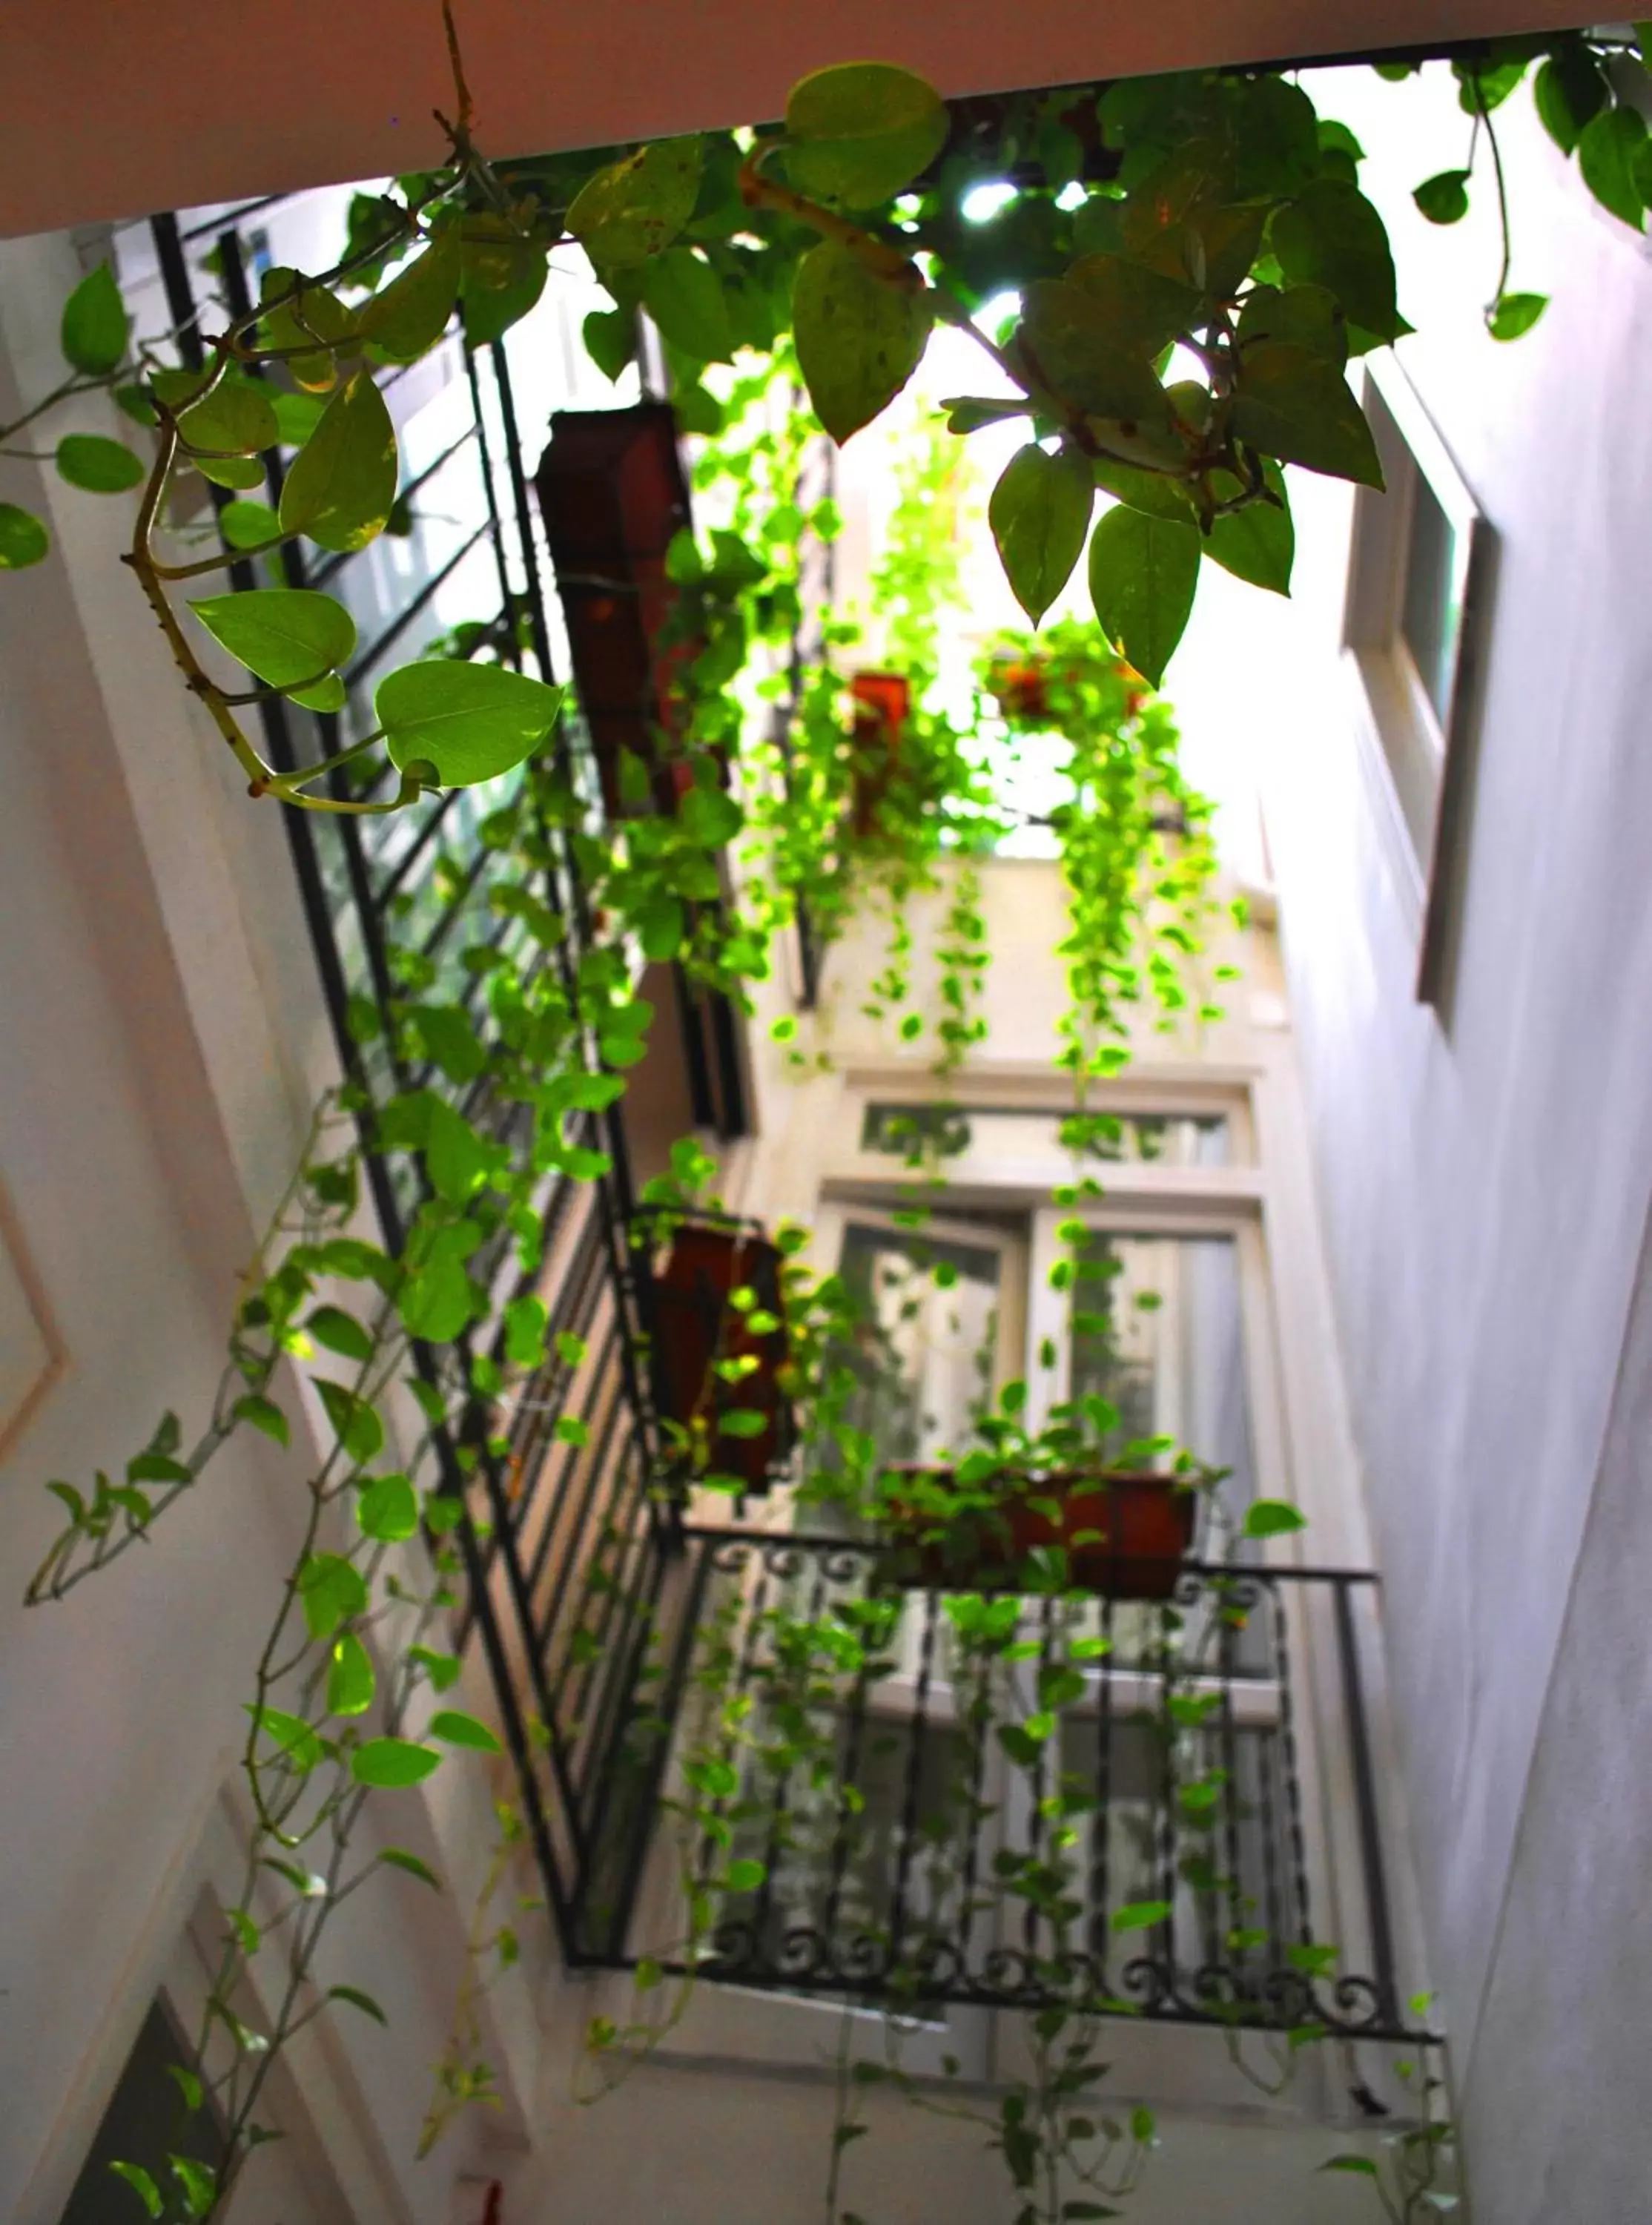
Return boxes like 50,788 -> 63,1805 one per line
1333,1579 -> 1401,2026
750,1551 -> 832,1961
1154,1596 -> 1181,2005
1216,1599 -> 1249,2008
822,1555 -> 879,1955
1087,1592 -> 1116,1979
887,1583 -> 939,1978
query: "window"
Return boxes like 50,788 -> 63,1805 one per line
57,1997 -> 226,2225
858,1101 -> 1232,1171
1343,355 -> 1490,1003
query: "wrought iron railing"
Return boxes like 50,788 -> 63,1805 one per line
137,191 -> 724,1940
566,1529 -> 1427,2043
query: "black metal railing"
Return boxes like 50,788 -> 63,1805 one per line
139,192 -> 708,1942
568,1530 -> 1427,2043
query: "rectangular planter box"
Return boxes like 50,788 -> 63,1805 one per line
848,669 -> 910,838
880,1468 -> 1197,1600
638,1213 -> 794,1497
535,403 -> 699,819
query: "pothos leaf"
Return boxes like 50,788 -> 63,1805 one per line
277,370 -> 398,553
60,262 -> 130,376
783,62 -> 948,209
188,588 -> 356,690
1203,461 -> 1294,596
989,442 -> 1094,624
0,504 -> 50,569
357,226 -> 463,361
567,137 -> 704,267
376,660 -> 563,788
793,240 -> 931,444
1087,505 -> 1200,687
56,434 -> 145,493
351,1736 -> 442,1787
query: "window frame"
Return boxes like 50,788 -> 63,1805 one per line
1343,353 -> 1492,1006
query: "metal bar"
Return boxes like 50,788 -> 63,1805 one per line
886,1585 -> 939,1975
706,987 -> 750,1140
1087,1593 -> 1115,1977
671,964 -> 718,1135
1333,1579 -> 1402,2028
595,1532 -> 713,1960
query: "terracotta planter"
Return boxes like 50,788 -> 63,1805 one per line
988,660 -> 1049,722
880,1468 -> 1197,1601
643,1216 -> 793,1496
534,403 -> 703,820
848,670 -> 911,838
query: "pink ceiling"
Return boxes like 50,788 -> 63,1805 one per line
3,0 -> 1596,237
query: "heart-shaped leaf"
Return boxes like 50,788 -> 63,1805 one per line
0,503 -> 48,569
297,1551 -> 369,1641
56,434 -> 145,493
217,498 -> 281,550
375,659 -> 563,787
153,368 -> 279,457
1088,505 -> 1200,687
1270,182 -> 1401,341
989,442 -> 1094,624
357,226 -> 463,361
327,1632 -> 376,1717
1487,290 -> 1548,342
567,137 -> 703,267
351,1736 -> 441,1787
793,240 -> 931,444
278,370 -> 397,553
1204,461 -> 1295,596
60,263 -> 130,377
259,266 -> 357,391
1232,344 -> 1384,487
784,62 -> 948,209
189,588 -> 356,690
1413,169 -> 1471,225
642,247 -> 732,364
357,1471 -> 419,1541
1017,280 -> 1169,421
428,1708 -> 503,1753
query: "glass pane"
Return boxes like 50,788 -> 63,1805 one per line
58,1998 -> 226,2225
1068,1231 -> 1255,1515
833,1221 -> 1004,1467
860,1103 -> 1232,1168
1399,469 -> 1461,728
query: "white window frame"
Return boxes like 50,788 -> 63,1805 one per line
822,1064 -> 1259,1199
1343,353 -> 1491,1006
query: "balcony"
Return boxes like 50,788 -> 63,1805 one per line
487,1503 -> 1422,2045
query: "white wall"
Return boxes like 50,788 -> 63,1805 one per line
1205,62 -> 1652,2215
510,2047 -> 1392,2225
0,232 -> 527,2225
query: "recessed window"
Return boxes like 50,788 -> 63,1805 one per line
58,1997 -> 226,2225
858,1101 -> 1231,1168
1343,356 -> 1490,1003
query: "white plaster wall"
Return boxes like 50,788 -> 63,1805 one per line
0,233 -> 530,2224
512,2051 -> 1391,2225
1190,61 -> 1652,2198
